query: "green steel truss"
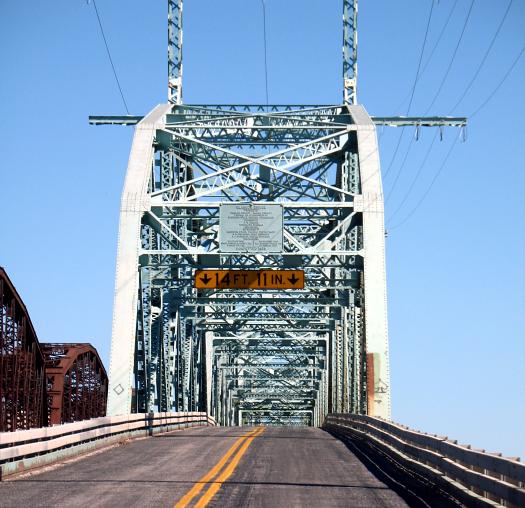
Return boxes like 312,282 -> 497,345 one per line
343,0 -> 358,104
105,1 -> 465,426
168,0 -> 183,104
108,103 -> 379,425
151,104 -> 366,425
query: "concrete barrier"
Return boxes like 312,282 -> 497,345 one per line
0,412 -> 216,479
324,413 -> 525,508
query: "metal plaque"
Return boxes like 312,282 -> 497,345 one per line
195,270 -> 304,289
220,203 -> 283,253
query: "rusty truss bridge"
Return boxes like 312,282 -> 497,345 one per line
0,268 -> 108,432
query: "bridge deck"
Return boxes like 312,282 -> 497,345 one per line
1,427 -> 408,507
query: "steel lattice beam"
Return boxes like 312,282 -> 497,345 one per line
0,268 -> 47,432
107,102 -> 390,425
90,114 -> 467,128
168,0 -> 183,104
343,0 -> 358,104
103,0 -> 466,426
41,343 -> 108,425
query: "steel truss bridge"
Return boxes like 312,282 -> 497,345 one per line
5,3 -> 524,507
0,268 -> 108,432
103,0 -> 466,426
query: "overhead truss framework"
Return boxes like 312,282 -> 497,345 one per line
105,0 -> 466,426
42,343 -> 108,425
108,103 -> 391,424
0,270 -> 108,431
0,268 -> 47,432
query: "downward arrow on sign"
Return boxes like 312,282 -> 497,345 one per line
288,274 -> 300,286
199,274 -> 212,285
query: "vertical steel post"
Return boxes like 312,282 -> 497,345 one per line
168,0 -> 183,104
343,0 -> 358,104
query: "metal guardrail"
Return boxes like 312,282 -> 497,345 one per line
324,413 -> 525,507
0,412 -> 215,479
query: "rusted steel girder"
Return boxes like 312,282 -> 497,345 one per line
41,343 -> 108,425
0,267 -> 47,431
1,268 -> 108,430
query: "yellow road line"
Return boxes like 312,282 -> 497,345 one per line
173,427 -> 261,508
194,426 -> 265,508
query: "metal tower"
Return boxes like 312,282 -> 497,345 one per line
97,1 -> 465,424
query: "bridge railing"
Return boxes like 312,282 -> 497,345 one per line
0,412 -> 215,479
324,413 -> 525,507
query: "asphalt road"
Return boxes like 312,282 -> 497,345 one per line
1,426 -> 409,507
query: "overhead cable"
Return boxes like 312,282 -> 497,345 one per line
387,1 -> 472,209
92,0 -> 130,114
387,0 -> 517,226
423,0 -> 474,115
384,0 -> 435,179
388,135 -> 459,230
469,44 -> 525,118
261,0 -> 269,106
385,136 -> 415,203
449,0 -> 514,114
390,0 -> 459,116
404,0 -> 436,116
386,37 -> 522,227
387,131 -> 438,223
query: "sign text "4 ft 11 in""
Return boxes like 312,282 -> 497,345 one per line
194,270 -> 304,289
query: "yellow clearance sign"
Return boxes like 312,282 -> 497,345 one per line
194,270 -> 304,289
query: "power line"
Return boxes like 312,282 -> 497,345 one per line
261,0 -> 269,106
387,0 -> 517,226
449,0 -> 514,114
383,0 -> 457,205
91,0 -> 130,114
385,135 -> 415,203
384,0 -> 435,179
404,0 -> 436,117
423,0 -> 474,115
389,0 -> 459,116
388,134 -> 459,230
386,1 -> 472,207
387,131 -> 438,223
470,44 -> 525,119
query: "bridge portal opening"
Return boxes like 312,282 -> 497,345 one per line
107,103 -> 391,426
103,1 -> 405,426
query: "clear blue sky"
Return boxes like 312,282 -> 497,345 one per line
1,1 -> 523,457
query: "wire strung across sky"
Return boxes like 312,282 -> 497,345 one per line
386,0 -> 473,205
469,44 -> 525,119
387,131 -> 438,224
449,0 -> 514,114
387,35 -> 523,230
84,1 -> 520,231
386,0 -> 521,230
261,0 -> 269,106
388,134 -> 459,231
423,0 -> 474,116
383,0 -> 435,180
390,0 -> 459,117
91,0 -> 130,114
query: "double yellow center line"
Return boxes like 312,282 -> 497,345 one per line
174,426 -> 265,508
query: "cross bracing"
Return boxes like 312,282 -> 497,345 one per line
105,0 -> 466,426
108,101 -> 391,425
